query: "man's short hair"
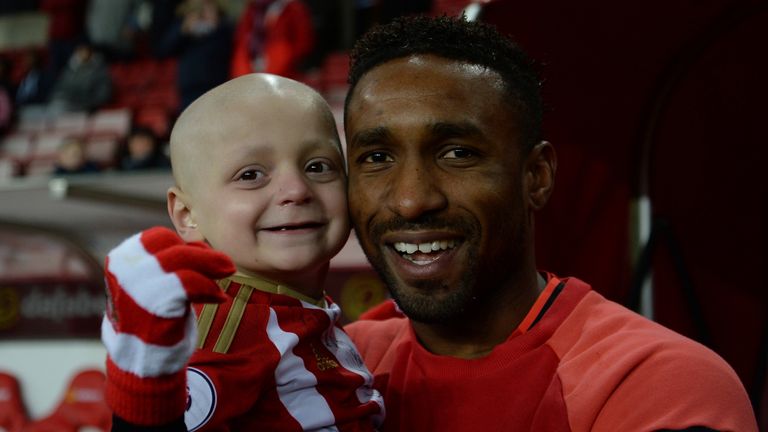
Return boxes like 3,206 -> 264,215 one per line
346,14 -> 544,150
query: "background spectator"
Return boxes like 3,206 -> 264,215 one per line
353,0 -> 432,40
53,136 -> 101,175
116,126 -> 170,171
15,50 -> 55,109
0,57 -> 15,137
39,0 -> 88,79
48,39 -> 112,114
85,0 -> 145,61
155,0 -> 233,112
230,0 -> 315,80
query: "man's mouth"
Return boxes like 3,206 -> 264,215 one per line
391,240 -> 459,264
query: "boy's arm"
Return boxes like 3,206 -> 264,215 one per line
101,227 -> 235,427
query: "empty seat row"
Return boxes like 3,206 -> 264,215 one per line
14,107 -> 131,137
0,369 -> 111,432
0,130 -> 120,178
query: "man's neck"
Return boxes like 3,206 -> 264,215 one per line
411,272 -> 547,359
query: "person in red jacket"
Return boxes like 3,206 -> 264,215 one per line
230,0 -> 315,80
341,15 -> 759,431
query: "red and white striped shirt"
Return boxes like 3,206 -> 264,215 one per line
185,275 -> 384,431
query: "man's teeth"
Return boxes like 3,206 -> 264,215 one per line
393,240 -> 456,254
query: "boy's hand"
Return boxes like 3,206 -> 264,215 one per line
100,227 -> 235,426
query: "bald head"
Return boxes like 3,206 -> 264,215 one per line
170,73 -> 339,192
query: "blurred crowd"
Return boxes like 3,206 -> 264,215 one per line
0,0 -> 435,177
1,0 -> 324,132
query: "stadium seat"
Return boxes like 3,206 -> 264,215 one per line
142,86 -> 179,113
15,105 -> 50,133
0,132 -> 35,161
31,131 -> 70,160
50,112 -> 89,135
85,134 -> 119,167
88,108 -> 132,137
320,52 -> 350,106
154,58 -> 178,86
134,106 -> 171,139
24,158 -> 56,177
24,369 -> 111,432
0,157 -> 20,180
0,371 -> 29,432
109,60 -> 153,90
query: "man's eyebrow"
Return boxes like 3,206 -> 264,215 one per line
349,122 -> 483,149
429,121 -> 483,139
349,126 -> 392,149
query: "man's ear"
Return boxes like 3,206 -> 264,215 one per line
524,141 -> 557,211
167,186 -> 204,242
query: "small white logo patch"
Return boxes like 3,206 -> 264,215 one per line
185,367 -> 217,431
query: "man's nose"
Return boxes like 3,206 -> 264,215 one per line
386,165 -> 448,220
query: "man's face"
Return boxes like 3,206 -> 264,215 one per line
345,55 -> 531,323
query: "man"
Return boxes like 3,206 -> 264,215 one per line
48,39 -> 112,114
342,15 -> 758,432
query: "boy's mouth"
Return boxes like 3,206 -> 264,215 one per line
263,222 -> 324,232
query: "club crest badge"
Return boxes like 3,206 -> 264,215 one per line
185,367 -> 216,431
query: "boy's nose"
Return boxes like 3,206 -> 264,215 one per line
275,169 -> 313,206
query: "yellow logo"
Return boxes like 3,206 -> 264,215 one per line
311,343 -> 339,371
0,287 -> 20,330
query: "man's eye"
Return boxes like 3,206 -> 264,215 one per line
363,152 -> 393,163
442,148 -> 475,159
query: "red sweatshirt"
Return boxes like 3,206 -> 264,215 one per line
345,275 -> 757,432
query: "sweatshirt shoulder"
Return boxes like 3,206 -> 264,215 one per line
344,317 -> 410,371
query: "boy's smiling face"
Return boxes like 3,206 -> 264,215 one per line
169,75 -> 349,293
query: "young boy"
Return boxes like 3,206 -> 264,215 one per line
101,73 -> 384,431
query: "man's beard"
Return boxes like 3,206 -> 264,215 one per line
355,214 -> 493,324
386,252 -> 479,324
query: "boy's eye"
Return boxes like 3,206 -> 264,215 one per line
237,169 -> 265,181
362,152 -> 393,163
306,160 -> 333,173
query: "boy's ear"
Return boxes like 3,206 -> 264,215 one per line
167,186 -> 204,242
524,141 -> 557,211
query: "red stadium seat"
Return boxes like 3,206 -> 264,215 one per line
134,106 -> 171,139
24,369 -> 111,432
0,371 -> 29,432
155,58 -> 178,86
